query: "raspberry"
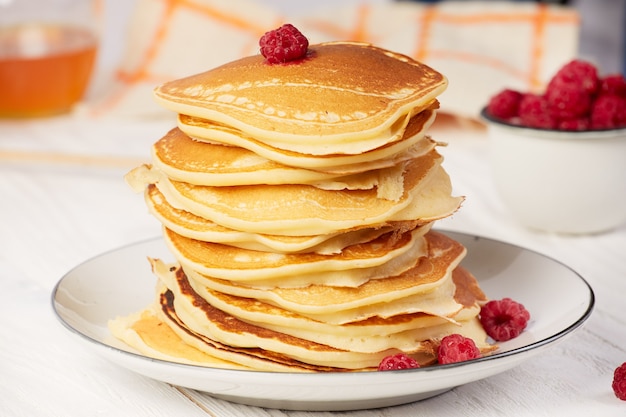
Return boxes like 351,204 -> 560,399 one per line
548,59 -> 599,95
479,298 -> 530,341
599,74 -> 626,97
482,60 -> 626,131
613,362 -> 626,400
437,334 -> 481,364
518,93 -> 558,129
487,89 -> 523,120
259,24 -> 309,64
558,117 -> 590,131
378,353 -> 420,371
546,79 -> 592,119
590,95 -> 626,129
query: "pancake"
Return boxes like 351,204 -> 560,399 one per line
145,183 -> 415,254
186,231 -> 466,318
152,126 -> 438,190
171,272 -> 486,355
108,307 -> 252,370
177,102 -> 439,170
158,283 -> 395,370
148,273 -> 491,370
163,224 -> 430,286
151,258 -> 488,354
151,127 -> 342,186
186,267 -> 483,337
154,41 -> 447,155
136,150 -> 463,236
109,299 -> 339,372
150,127 -> 439,203
109,246 -> 494,372
187,261 -> 479,325
112,34 -> 499,373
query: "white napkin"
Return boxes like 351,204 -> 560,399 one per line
87,0 -> 580,121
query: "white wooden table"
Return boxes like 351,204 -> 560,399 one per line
1,112 -> 625,416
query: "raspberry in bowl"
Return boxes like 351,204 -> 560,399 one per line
481,59 -> 626,234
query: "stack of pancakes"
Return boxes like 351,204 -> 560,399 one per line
109,41 -> 495,372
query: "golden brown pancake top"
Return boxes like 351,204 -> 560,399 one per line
154,42 -> 447,144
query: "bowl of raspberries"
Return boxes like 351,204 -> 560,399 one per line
481,59 -> 626,234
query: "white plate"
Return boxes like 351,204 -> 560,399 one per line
52,231 -> 594,411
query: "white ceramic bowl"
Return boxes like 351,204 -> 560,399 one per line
481,109 -> 626,234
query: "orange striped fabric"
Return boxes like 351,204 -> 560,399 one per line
92,0 -> 579,120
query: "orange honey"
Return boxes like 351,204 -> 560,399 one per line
0,24 -> 97,118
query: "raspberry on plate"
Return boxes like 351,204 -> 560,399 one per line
259,24 -> 309,64
378,353 -> 420,371
437,334 -> 481,365
613,362 -> 626,400
479,298 -> 530,342
487,89 -> 522,120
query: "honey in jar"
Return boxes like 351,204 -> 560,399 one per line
0,24 -> 97,118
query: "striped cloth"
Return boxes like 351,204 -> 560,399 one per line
89,0 -> 579,120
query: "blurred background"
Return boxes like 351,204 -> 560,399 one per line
96,0 -> 624,82
1,0 -> 624,120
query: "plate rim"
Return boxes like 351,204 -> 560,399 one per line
50,229 -> 595,407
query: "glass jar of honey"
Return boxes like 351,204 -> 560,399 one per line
0,0 -> 99,118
